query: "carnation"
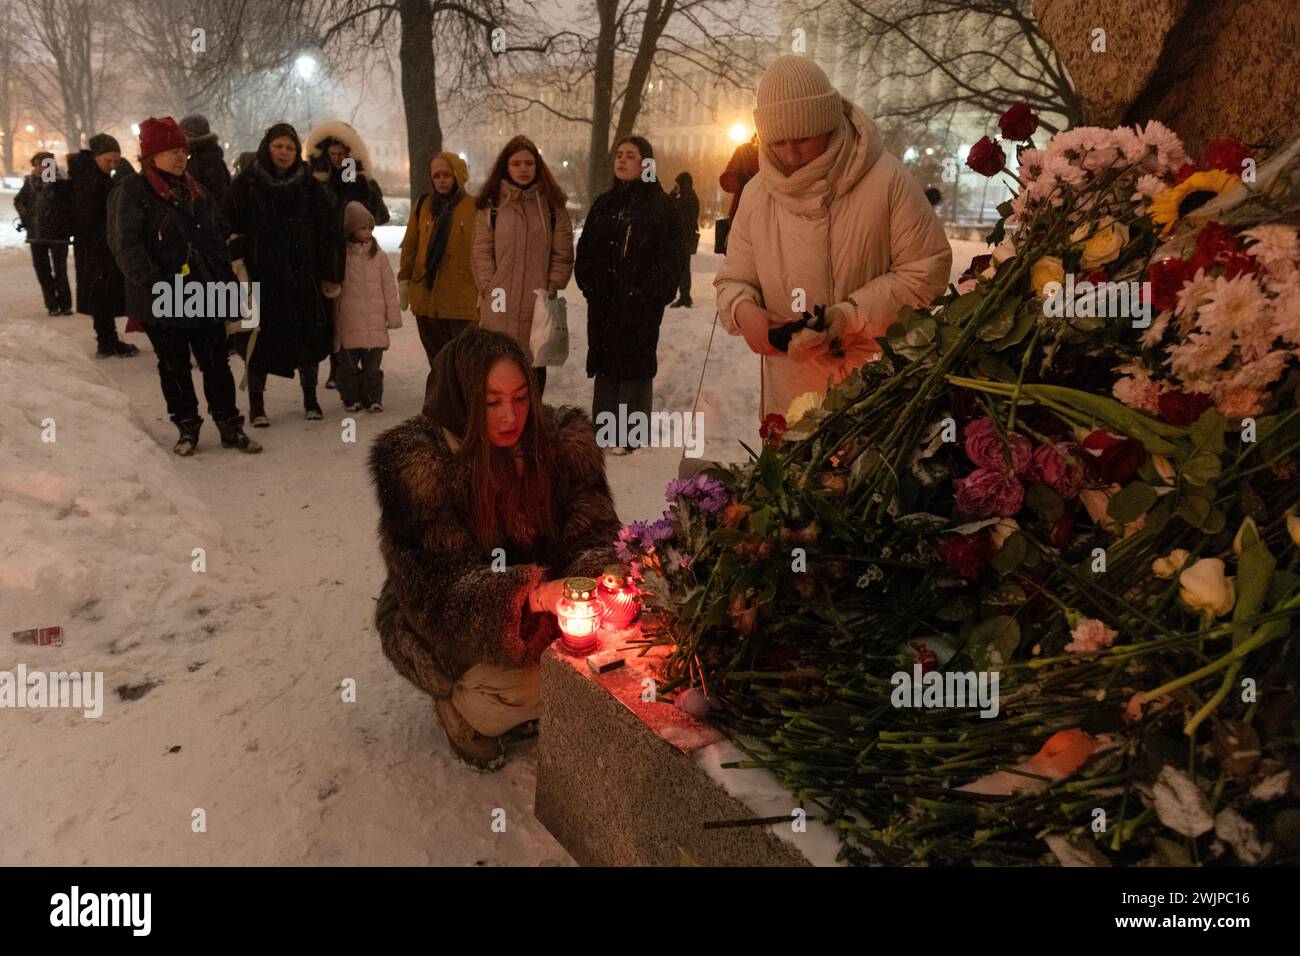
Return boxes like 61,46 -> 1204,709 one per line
964,416 -> 1032,474
1065,617 -> 1119,654
1112,373 -> 1162,414
955,467 -> 1024,517
1026,443 -> 1084,499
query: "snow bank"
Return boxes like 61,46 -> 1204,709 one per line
0,319 -> 251,649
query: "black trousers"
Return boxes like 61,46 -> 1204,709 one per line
144,323 -> 240,427
91,308 -> 123,350
31,243 -> 71,311
677,252 -> 693,302
533,366 -> 548,397
336,347 -> 384,405
249,362 -> 318,396
592,374 -> 653,449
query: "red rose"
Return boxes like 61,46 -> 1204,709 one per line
966,136 -> 1006,177
938,529 -> 995,580
961,253 -> 993,281
1146,257 -> 1197,313
1085,268 -> 1109,285
1081,430 -> 1146,484
1204,138 -> 1252,175
955,466 -> 1025,517
759,413 -> 787,447
1174,163 -> 1201,184
1157,390 -> 1213,426
1027,444 -> 1084,500
998,103 -> 1039,142
964,416 -> 1032,474
909,640 -> 940,674
1050,512 -> 1075,549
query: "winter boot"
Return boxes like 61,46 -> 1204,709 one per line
303,387 -> 323,420
433,698 -> 506,772
172,417 -> 202,457
218,417 -> 263,454
96,340 -> 140,358
248,392 -> 269,428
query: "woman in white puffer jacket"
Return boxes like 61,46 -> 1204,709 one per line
334,200 -> 402,413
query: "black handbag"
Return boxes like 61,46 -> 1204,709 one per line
714,217 -> 731,255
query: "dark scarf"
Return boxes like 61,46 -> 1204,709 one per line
144,165 -> 202,208
422,182 -> 461,290
423,327 -> 529,440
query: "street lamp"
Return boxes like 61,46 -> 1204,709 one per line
295,55 -> 318,80
728,122 -> 751,144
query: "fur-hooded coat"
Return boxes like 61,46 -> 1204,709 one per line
370,405 -> 621,698
305,120 -> 390,226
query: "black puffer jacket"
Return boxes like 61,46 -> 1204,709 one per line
575,178 -> 683,379
108,166 -> 236,329
15,171 -> 73,244
68,151 -> 129,317
221,146 -> 340,377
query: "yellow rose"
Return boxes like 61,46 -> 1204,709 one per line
1031,255 -> 1065,299
1072,218 -> 1130,270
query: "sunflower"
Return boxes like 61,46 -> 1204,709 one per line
1148,168 -> 1239,235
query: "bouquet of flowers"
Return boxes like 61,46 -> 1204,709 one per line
619,107 -> 1300,866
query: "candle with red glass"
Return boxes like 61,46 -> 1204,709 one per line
596,564 -> 641,630
557,576 -> 602,655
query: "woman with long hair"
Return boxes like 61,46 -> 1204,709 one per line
370,329 -> 619,770
471,136 -> 574,396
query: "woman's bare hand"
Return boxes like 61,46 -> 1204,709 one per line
734,301 -> 784,357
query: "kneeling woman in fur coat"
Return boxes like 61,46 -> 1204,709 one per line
370,329 -> 620,770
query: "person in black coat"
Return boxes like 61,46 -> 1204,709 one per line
575,136 -> 683,453
109,116 -> 259,456
222,122 -> 342,425
67,134 -> 140,357
14,151 -> 74,317
669,171 -> 700,308
179,114 -> 231,205
305,120 -> 390,391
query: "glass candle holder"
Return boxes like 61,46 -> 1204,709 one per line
597,564 -> 641,630
557,576 -> 601,655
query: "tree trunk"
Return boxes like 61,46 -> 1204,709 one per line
609,0 -> 672,151
400,0 -> 442,199
586,0 -> 618,205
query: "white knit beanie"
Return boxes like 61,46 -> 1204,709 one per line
753,55 -> 842,142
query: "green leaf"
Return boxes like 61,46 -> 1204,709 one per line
748,506 -> 772,537
936,597 -> 977,621
1145,494 -> 1174,534
1107,483 -> 1157,523
1180,450 -> 1221,487
968,616 -> 1021,670
1190,408 -> 1227,454
976,300 -> 1017,342
758,446 -> 785,497
991,302 -> 1039,351
975,353 -> 1019,383
1266,569 -> 1300,606
1176,492 -> 1212,528
991,532 -> 1028,573
1026,482 -> 1065,522
981,583 -> 1027,607
894,512 -> 950,533
1233,530 -> 1276,646
709,528 -> 744,548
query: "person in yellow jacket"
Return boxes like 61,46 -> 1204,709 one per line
399,151 -> 479,376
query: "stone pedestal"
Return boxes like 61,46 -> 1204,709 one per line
534,638 -> 843,867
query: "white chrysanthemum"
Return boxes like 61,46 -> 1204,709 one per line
1195,274 -> 1269,343
1270,289 -> 1300,347
785,391 -> 825,426
1132,173 -> 1167,200
1174,269 -> 1215,320
1113,126 -> 1147,164
1137,120 -> 1188,173
1044,153 -> 1085,186
1141,311 -> 1171,348
1243,225 -> 1299,282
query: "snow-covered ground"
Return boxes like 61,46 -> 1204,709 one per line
0,227 -> 984,865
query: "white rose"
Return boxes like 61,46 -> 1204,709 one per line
1178,558 -> 1236,617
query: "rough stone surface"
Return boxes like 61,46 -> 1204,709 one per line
534,646 -> 814,866
1035,0 -> 1300,154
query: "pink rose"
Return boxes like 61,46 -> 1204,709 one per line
955,466 -> 1025,517
964,417 -> 1032,474
1027,444 -> 1084,500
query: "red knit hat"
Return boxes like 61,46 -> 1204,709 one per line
139,117 -> 189,160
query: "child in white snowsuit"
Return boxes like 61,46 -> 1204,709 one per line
334,201 -> 402,411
